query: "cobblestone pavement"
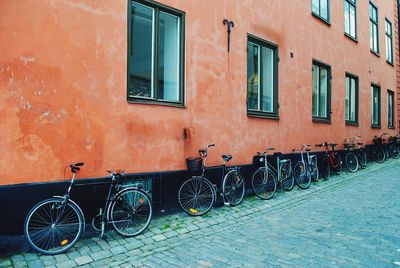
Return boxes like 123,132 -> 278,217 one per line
1,159 -> 400,267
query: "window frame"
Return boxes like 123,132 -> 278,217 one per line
369,2 -> 379,56
127,0 -> 186,107
387,90 -> 395,129
345,73 -> 359,126
246,34 -> 279,119
371,83 -> 381,128
312,60 -> 332,123
311,0 -> 331,25
344,0 -> 357,41
385,18 -> 394,65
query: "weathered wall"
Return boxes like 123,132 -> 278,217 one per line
0,0 -> 397,185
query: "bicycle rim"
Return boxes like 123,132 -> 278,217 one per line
222,171 -> 245,206
345,153 -> 358,173
294,163 -> 311,189
24,198 -> 83,255
251,169 -> 276,200
178,177 -> 214,216
110,189 -> 152,237
280,162 -> 294,191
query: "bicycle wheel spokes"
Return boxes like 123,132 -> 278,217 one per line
110,189 -> 152,237
178,178 -> 214,216
293,162 -> 311,189
223,172 -> 245,206
251,169 -> 276,200
345,152 -> 358,173
358,150 -> 367,169
25,198 -> 83,255
280,162 -> 294,191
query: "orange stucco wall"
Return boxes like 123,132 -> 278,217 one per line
0,0 -> 397,186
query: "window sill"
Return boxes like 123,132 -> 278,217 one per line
127,97 -> 185,108
371,124 -> 381,129
388,126 -> 395,130
370,50 -> 380,57
247,110 -> 279,120
312,117 -> 331,124
344,33 -> 358,43
346,121 -> 359,127
311,12 -> 331,26
386,60 -> 394,67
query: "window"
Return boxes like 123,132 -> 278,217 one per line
312,61 -> 331,121
247,35 -> 279,118
388,90 -> 394,128
344,0 -> 357,40
345,74 -> 358,125
312,0 -> 330,23
369,3 -> 379,54
128,0 -> 185,105
371,84 -> 381,127
385,19 -> 393,64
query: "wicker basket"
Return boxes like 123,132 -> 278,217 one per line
186,157 -> 203,172
344,143 -> 355,151
373,138 -> 383,146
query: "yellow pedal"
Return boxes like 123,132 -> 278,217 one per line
189,208 -> 198,214
60,239 -> 69,246
263,194 -> 269,197
138,197 -> 144,204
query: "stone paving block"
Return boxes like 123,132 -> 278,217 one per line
0,259 -> 12,267
26,259 -> 43,268
74,255 -> 93,266
55,259 -> 77,268
110,245 -> 126,255
90,250 -> 112,261
13,261 -> 27,268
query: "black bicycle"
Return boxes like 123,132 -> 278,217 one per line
24,163 -> 152,255
178,144 -> 245,216
344,136 -> 367,173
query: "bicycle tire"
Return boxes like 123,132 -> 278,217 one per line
293,162 -> 311,189
251,168 -> 277,200
389,144 -> 400,159
333,153 -> 343,175
280,161 -> 295,191
24,197 -> 84,255
222,171 -> 245,206
374,147 -> 386,163
310,157 -> 319,182
358,150 -> 367,169
178,177 -> 215,216
345,152 -> 359,173
321,156 -> 331,180
110,188 -> 152,237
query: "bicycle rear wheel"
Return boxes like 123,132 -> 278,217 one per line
293,162 -> 311,189
280,162 -> 294,191
321,156 -> 331,180
373,147 -> 385,163
178,177 -> 215,216
389,144 -> 400,159
110,188 -> 152,237
251,168 -> 277,200
333,153 -> 343,175
345,152 -> 359,173
358,150 -> 367,169
222,171 -> 245,206
24,197 -> 84,255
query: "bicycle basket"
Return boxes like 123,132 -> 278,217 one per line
373,138 -> 382,146
186,157 -> 202,172
344,143 -> 355,151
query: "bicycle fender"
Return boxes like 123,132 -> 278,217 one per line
53,196 -> 86,231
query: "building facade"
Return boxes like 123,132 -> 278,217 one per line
0,0 -> 398,234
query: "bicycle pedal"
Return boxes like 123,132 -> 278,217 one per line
223,202 -> 230,206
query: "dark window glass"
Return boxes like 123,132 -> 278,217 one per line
345,74 -> 358,124
371,85 -> 381,127
385,19 -> 393,64
388,90 -> 394,128
312,62 -> 331,120
369,3 -> 379,53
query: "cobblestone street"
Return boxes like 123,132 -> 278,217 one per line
1,159 -> 400,267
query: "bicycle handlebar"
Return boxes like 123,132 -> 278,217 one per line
208,144 -> 215,148
70,162 -> 84,173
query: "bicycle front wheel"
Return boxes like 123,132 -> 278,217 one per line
222,171 -> 245,206
334,153 -> 343,175
345,152 -> 359,173
293,162 -> 311,189
178,177 -> 215,216
389,144 -> 400,159
321,157 -> 331,180
251,168 -> 277,200
24,197 -> 84,255
358,150 -> 367,169
374,147 -> 385,163
110,188 -> 152,237
280,162 -> 295,191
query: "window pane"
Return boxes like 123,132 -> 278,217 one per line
312,0 -> 320,14
312,65 -> 319,116
157,12 -> 180,101
345,77 -> 350,120
320,0 -> 328,20
350,78 -> 356,121
262,47 -> 274,112
130,3 -> 154,98
388,93 -> 393,127
350,5 -> 356,37
372,87 -> 379,125
320,68 -> 328,118
344,2 -> 350,34
247,43 -> 259,110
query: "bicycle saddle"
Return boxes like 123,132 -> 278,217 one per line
305,148 -> 311,152
106,169 -> 124,176
221,155 -> 232,162
330,143 -> 338,147
357,142 -> 363,145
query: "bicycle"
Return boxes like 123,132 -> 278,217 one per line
178,144 -> 245,216
316,142 -> 342,179
388,135 -> 400,159
343,136 -> 367,173
24,163 -> 152,255
251,148 -> 295,200
292,144 -> 315,189
373,133 -> 387,163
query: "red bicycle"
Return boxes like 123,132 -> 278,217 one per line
315,142 -> 343,180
